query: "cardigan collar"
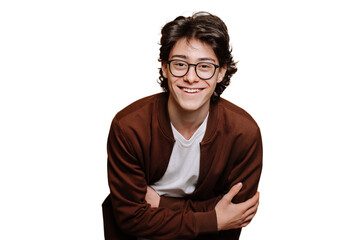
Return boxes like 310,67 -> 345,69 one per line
156,92 -> 219,144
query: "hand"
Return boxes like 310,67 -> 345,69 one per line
145,186 -> 160,208
215,183 -> 259,231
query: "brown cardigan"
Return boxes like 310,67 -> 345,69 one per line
103,92 -> 262,240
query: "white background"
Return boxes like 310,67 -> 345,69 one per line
1,0 -> 359,239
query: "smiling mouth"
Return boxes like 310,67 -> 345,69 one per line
180,87 -> 203,93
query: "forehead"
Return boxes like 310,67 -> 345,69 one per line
169,38 -> 218,63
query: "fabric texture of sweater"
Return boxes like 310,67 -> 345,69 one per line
102,92 -> 263,240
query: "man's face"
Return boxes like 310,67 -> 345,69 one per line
162,38 -> 226,114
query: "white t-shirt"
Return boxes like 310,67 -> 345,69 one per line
151,114 -> 208,197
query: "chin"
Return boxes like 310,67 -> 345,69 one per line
178,99 -> 208,112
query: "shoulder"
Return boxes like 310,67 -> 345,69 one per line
217,98 -> 261,138
113,93 -> 163,122
218,98 -> 257,123
111,92 -> 168,126
109,92 -> 168,138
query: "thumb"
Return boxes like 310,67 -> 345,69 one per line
224,182 -> 243,201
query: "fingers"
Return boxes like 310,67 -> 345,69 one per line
239,220 -> 251,228
242,203 -> 258,221
240,193 -> 259,219
241,191 -> 259,210
235,210 -> 257,229
145,186 -> 160,208
147,186 -> 156,194
238,195 -> 259,227
243,212 -> 256,223
239,210 -> 258,228
223,182 -> 243,202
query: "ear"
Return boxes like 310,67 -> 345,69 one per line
161,62 -> 168,79
217,65 -> 227,83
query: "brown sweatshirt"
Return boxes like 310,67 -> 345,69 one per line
103,92 -> 262,240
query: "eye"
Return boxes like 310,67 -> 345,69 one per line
197,63 -> 213,71
199,64 -> 210,68
171,60 -> 188,69
175,62 -> 186,67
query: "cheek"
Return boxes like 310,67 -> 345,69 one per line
167,78 -> 177,92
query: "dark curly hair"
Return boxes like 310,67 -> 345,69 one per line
158,12 -> 237,101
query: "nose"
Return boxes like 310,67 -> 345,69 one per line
183,65 -> 199,83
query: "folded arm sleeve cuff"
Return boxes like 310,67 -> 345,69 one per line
194,209 -> 218,234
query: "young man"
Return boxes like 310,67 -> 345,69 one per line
102,12 -> 262,240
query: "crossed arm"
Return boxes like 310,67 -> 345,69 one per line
107,118 -> 262,239
146,183 -> 260,231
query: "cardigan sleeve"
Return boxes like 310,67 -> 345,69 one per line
159,195 -> 222,212
228,125 -> 263,204
107,118 -> 218,239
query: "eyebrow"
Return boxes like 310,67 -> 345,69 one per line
170,55 -> 216,63
170,55 -> 187,59
198,57 -> 216,63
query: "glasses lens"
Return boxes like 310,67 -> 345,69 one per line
170,60 -> 188,77
196,63 -> 216,79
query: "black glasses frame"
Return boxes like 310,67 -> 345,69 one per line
167,59 -> 220,80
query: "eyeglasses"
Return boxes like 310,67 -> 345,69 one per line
167,59 -> 220,80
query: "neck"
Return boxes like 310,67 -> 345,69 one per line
168,100 -> 209,140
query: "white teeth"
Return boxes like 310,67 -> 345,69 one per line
182,88 -> 200,93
